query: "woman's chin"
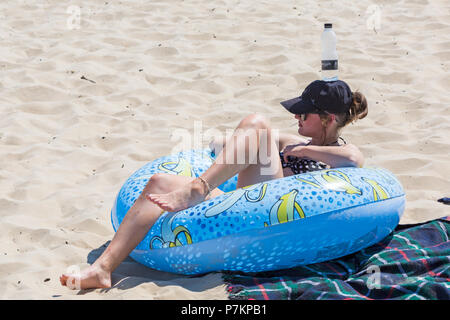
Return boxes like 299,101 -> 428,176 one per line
298,127 -> 311,138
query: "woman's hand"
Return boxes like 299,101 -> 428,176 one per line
282,144 -> 307,162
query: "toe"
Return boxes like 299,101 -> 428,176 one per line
147,194 -> 161,203
146,196 -> 158,204
60,274 -> 67,286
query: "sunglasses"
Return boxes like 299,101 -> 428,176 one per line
298,109 -> 331,121
298,114 -> 309,121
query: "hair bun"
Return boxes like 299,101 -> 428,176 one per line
347,91 -> 368,125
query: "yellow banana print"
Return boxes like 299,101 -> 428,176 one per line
158,157 -> 193,177
133,157 -> 194,182
150,212 -> 193,249
169,226 -> 193,247
295,179 -> 322,189
242,183 -> 268,202
266,189 -> 305,227
296,169 -> 362,195
204,183 -> 268,218
362,177 -> 389,201
321,171 -> 362,195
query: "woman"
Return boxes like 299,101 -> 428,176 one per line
60,79 -> 368,289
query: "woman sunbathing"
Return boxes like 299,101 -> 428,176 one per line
60,79 -> 368,289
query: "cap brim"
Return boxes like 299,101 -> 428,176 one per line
280,97 -> 314,114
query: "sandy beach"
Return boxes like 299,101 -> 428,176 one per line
1,0 -> 449,299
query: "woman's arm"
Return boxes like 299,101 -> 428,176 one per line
283,143 -> 365,168
277,132 -> 309,151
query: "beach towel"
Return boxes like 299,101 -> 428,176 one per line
224,216 -> 450,300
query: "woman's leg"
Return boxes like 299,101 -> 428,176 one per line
233,114 -> 284,188
148,114 -> 284,211
60,173 -> 223,289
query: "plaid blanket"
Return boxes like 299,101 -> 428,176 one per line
224,216 -> 450,300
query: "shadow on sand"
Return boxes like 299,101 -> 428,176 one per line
73,241 -> 224,295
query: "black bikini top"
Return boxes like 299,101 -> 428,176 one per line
279,137 -> 347,175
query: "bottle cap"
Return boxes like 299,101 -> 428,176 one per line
324,23 -> 332,28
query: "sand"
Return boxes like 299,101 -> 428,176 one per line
0,0 -> 449,299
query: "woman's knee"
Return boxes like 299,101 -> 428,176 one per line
239,113 -> 271,130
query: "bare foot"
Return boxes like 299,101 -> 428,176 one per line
146,178 -> 208,212
60,263 -> 111,290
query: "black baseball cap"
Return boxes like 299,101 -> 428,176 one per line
280,80 -> 353,115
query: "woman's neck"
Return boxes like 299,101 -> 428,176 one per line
310,134 -> 340,146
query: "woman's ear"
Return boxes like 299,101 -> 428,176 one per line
328,114 -> 336,125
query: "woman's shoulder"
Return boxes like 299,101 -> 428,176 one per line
278,133 -> 309,151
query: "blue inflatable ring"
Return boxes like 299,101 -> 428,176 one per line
111,148 -> 405,275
